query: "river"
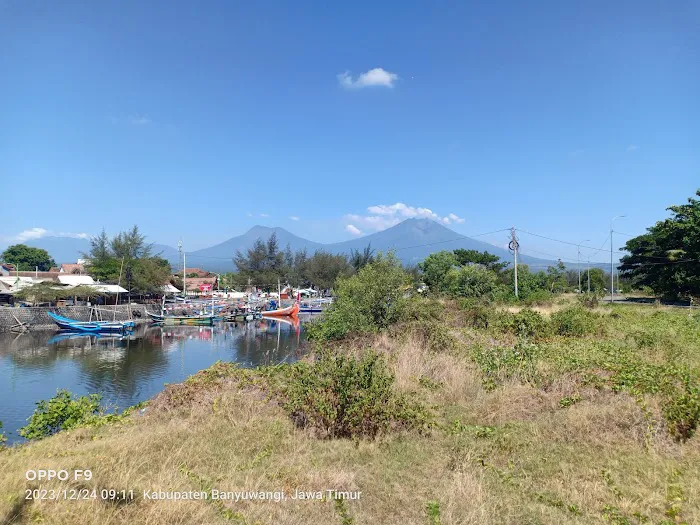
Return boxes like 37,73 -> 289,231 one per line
0,318 -> 307,444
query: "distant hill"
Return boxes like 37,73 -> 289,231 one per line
4,220 -> 606,273
185,226 -> 325,272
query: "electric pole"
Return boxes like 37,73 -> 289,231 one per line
610,215 -> 625,304
577,239 -> 590,293
587,258 -> 591,293
509,228 -> 519,299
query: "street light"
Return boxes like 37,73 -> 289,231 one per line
577,239 -> 591,293
610,215 -> 626,303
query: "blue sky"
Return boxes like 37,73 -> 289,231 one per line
1,1 -> 698,263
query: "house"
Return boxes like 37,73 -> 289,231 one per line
183,268 -> 212,277
183,276 -> 218,296
0,264 -> 16,276
60,263 -> 85,274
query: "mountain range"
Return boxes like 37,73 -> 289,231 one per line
3,219 -> 574,272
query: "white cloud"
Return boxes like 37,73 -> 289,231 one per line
129,115 -> 151,125
289,216 -> 300,221
627,144 -> 639,152
337,68 -> 399,89
345,224 -> 363,236
344,203 -> 465,233
6,228 -> 89,242
259,213 -> 269,218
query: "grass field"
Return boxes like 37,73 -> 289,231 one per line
1,301 -> 699,524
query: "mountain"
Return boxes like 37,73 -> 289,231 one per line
186,226 -> 325,272
326,218 -> 554,269
4,220 -> 588,273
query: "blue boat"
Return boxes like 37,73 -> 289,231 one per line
47,311 -> 135,333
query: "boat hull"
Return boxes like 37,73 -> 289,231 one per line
48,312 -> 134,333
261,303 -> 299,318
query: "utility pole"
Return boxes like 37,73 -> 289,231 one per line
610,215 -> 626,304
587,258 -> 591,293
183,248 -> 187,298
577,239 -> 590,293
509,228 -> 519,299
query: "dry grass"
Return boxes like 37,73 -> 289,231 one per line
1,305 -> 699,524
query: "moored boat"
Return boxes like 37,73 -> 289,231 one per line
261,303 -> 299,318
47,312 -> 135,333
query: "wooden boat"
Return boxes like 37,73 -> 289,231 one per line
261,303 -> 299,318
47,312 -> 134,333
225,311 -> 263,322
146,311 -> 215,326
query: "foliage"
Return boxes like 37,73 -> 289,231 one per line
19,390 -> 103,440
83,227 -> 170,294
619,189 -> 700,298
578,292 -> 601,308
0,244 -> 55,271
0,420 -> 5,445
662,372 -> 700,442
303,250 -> 353,290
443,264 -> 498,299
279,350 -> 430,439
453,249 -> 508,273
550,307 -> 599,337
308,253 -> 411,340
494,309 -> 550,340
349,243 -> 375,272
13,283 -> 106,304
472,339 -> 541,389
418,251 -> 458,293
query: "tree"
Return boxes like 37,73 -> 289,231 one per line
349,244 -> 375,272
443,264 -> 498,299
418,251 -> 458,292
453,249 -> 508,273
546,260 -> 569,292
1,244 -> 56,271
303,251 -> 352,290
619,190 -> 700,298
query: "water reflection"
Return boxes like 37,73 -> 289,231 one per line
0,318 -> 307,443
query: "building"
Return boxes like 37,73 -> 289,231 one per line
183,276 -> 218,296
60,263 -> 85,274
183,268 -> 212,277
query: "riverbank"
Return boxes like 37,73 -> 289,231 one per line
1,301 -> 699,524
0,305 -> 153,332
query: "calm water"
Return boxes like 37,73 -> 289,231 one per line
0,318 -> 307,444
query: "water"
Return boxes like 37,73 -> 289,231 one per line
0,319 -> 307,444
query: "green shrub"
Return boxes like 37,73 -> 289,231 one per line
443,264 -> 498,299
412,319 -> 458,353
494,309 -> 550,340
472,339 -> 541,389
19,390 -> 103,440
462,304 -> 490,329
520,289 -> 555,307
280,350 -> 430,439
662,373 -> 700,442
577,293 -> 600,309
402,297 -> 445,323
0,420 -> 5,445
550,307 -> 599,337
307,253 -> 411,341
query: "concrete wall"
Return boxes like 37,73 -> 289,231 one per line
0,304 -> 155,332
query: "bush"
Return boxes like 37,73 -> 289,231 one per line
402,297 -> 445,323
662,373 -> 700,442
0,421 -> 5,445
19,390 -> 103,440
577,292 -> 600,309
494,309 -> 550,340
462,304 -> 490,329
443,264 -> 498,299
550,307 -> 599,337
307,253 -> 411,341
280,350 -> 430,439
520,289 -> 555,307
412,319 -> 458,353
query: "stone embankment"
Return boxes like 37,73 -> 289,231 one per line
0,305 -> 155,332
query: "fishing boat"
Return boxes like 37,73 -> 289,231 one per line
261,303 -> 299,318
47,312 -> 135,333
146,311 -> 215,326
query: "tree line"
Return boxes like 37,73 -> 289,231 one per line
222,233 -> 376,291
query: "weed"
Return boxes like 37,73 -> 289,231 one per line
334,497 -> 355,525
425,500 -> 441,525
472,339 -> 540,389
550,307 -> 599,337
558,393 -> 581,409
279,350 -> 431,439
661,371 -> 700,442
19,390 -> 103,440
493,309 -> 550,340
